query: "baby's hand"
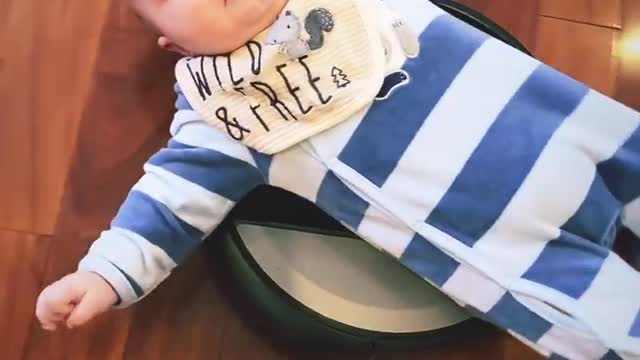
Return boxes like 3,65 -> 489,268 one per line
35,271 -> 118,331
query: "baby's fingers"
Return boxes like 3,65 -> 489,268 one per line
36,272 -> 117,330
35,280 -> 79,329
65,286 -> 112,329
39,311 -> 70,332
41,322 -> 57,331
36,304 -> 70,331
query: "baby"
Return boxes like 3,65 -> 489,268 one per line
36,0 -> 640,358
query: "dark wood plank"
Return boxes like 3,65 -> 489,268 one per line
55,19 -> 179,237
24,310 -> 133,360
501,335 -> 545,360
534,16 -> 619,96
539,0 -> 622,29
371,331 -> 542,359
0,0 -> 111,235
456,0 -> 540,51
122,250 -> 289,360
0,230 -> 51,360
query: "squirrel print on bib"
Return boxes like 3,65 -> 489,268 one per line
267,8 -> 335,59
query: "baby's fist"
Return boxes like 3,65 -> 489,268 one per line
36,271 -> 118,331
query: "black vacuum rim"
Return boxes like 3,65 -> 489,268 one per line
218,219 -> 490,350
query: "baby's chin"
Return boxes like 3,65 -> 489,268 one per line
188,34 -> 257,56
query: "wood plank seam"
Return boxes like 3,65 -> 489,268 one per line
0,227 -> 56,238
539,14 -> 623,30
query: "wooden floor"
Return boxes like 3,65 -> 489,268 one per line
1,0 -> 638,359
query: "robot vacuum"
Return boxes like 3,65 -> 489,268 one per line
215,1 -> 531,350
218,187 -> 488,350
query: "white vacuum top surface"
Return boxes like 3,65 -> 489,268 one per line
237,223 -> 471,333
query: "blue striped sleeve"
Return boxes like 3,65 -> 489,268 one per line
79,96 -> 266,306
111,190 -> 205,264
147,139 -> 264,202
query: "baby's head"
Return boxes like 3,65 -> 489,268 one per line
129,0 -> 287,56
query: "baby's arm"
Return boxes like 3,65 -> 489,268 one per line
36,86 -> 268,330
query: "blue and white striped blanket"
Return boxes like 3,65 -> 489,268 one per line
79,0 -> 640,358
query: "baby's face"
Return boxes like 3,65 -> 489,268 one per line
130,0 -> 287,56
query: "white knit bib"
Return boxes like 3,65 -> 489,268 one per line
175,0 -> 417,154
